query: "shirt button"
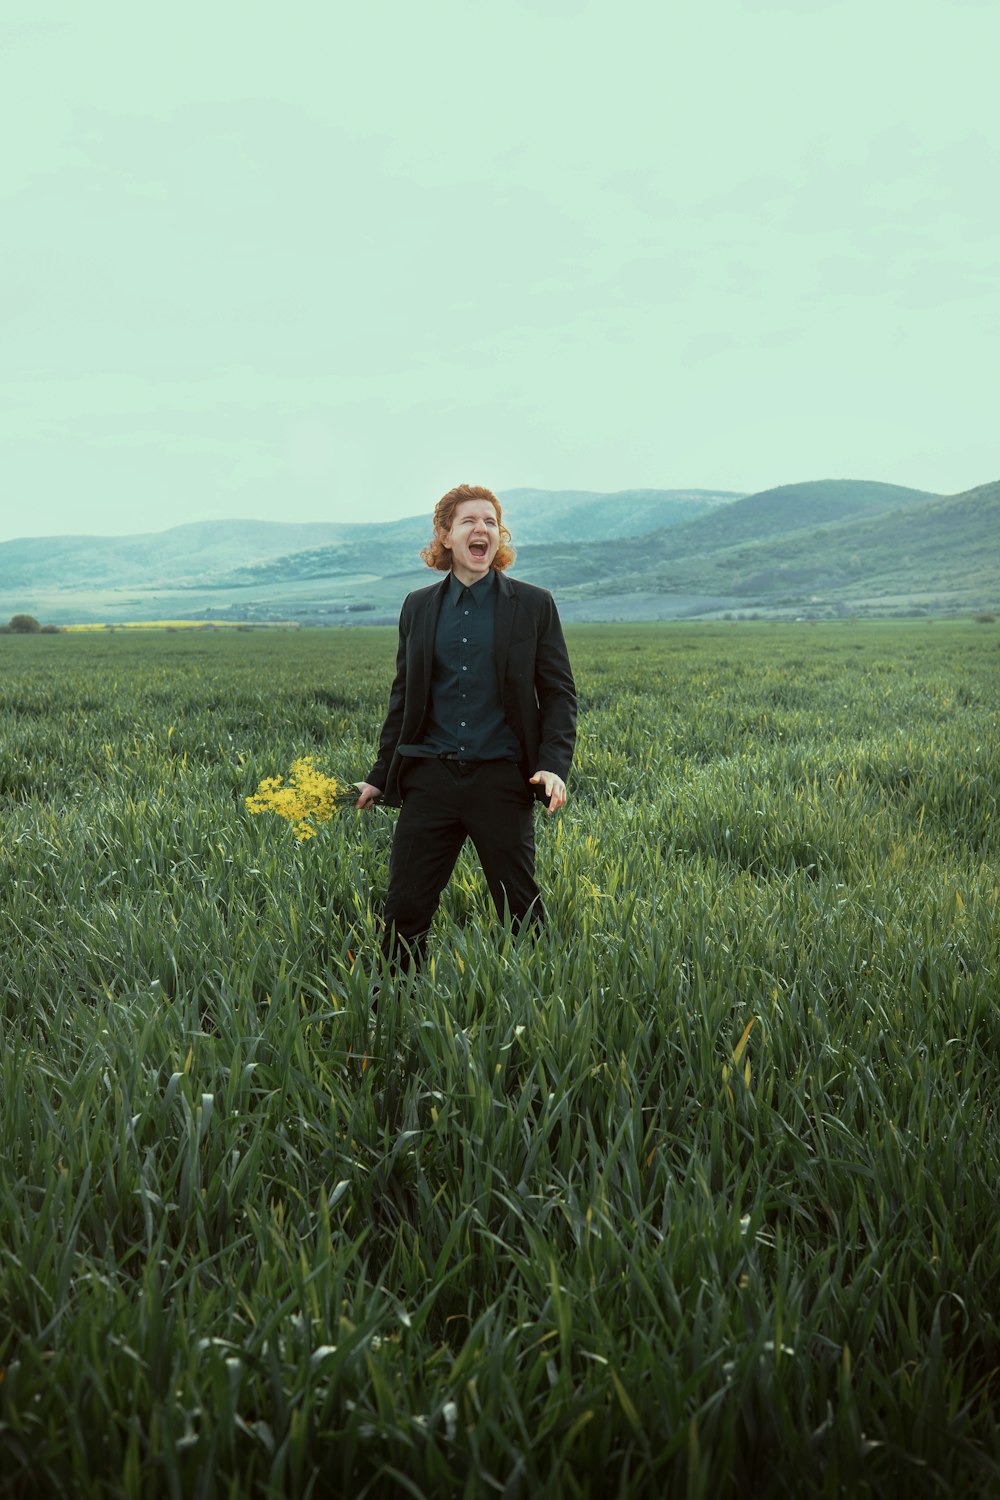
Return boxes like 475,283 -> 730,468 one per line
462,637 -> 467,643
462,666 -> 467,671
460,721 -> 466,727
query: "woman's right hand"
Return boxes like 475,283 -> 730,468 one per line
354,781 -> 383,809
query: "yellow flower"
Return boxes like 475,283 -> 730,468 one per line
246,756 -> 349,841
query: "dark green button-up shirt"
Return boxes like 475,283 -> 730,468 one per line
400,569 -> 521,761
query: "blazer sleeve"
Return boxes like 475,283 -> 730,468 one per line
533,595 -> 577,779
366,607 -> 410,790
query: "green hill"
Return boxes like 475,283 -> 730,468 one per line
542,480 -> 1000,613
0,520 -> 369,591
0,491 -> 740,597
203,491 -> 743,590
501,488 -> 742,542
654,478 -> 941,560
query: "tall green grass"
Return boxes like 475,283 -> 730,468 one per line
1,622 -> 998,1497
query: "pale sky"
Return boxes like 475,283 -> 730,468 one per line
2,0 -> 998,542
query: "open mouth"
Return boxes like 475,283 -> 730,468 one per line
469,540 -> 489,559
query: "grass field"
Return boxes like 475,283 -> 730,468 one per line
1,621 -> 998,1498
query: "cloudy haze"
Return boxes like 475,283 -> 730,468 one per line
2,0 -> 998,542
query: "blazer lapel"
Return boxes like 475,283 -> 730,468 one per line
417,575 -> 449,703
493,572 -> 516,693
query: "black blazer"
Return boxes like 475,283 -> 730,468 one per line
367,571 -> 577,806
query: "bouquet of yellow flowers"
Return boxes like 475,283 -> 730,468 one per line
245,756 -> 358,841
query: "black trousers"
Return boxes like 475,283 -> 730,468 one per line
381,757 -> 542,967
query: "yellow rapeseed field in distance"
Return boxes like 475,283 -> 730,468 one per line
61,619 -> 301,631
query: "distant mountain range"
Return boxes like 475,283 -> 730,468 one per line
1,479 -> 997,625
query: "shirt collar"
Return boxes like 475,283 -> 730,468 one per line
448,568 -> 496,607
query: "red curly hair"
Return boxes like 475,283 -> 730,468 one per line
420,483 -> 516,572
